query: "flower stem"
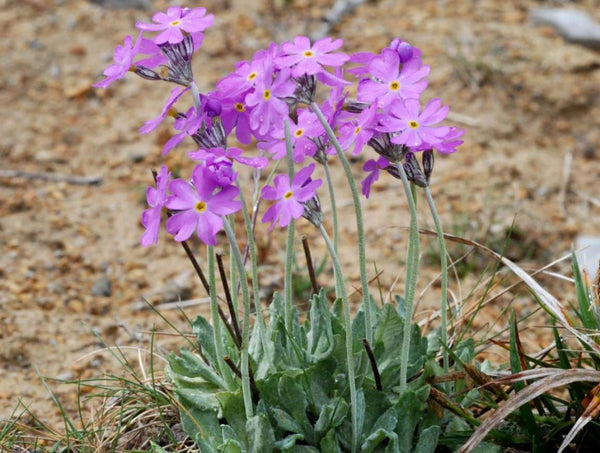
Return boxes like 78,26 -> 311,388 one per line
318,223 -> 358,453
424,186 -> 449,375
222,220 -> 253,419
323,160 -> 339,253
283,119 -> 296,333
396,163 -> 421,394
207,246 -> 235,389
311,101 -> 372,344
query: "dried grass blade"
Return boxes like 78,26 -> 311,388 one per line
459,368 -> 600,453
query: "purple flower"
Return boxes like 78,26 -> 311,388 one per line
165,165 -> 242,245
262,109 -> 323,163
140,86 -> 189,134
378,98 -> 449,148
136,6 -> 214,45
276,36 -> 349,80
361,156 -> 390,198
93,33 -> 142,88
215,93 -> 253,145
432,126 -> 465,154
141,166 -> 171,246
261,163 -> 322,230
162,106 -> 206,155
337,101 -> 378,155
357,48 -> 429,108
245,68 -> 295,137
189,146 -> 269,169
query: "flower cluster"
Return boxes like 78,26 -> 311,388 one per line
94,6 -> 463,246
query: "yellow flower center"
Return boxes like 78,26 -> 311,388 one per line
195,201 -> 207,213
354,126 -> 362,136
294,128 -> 305,138
303,50 -> 314,58
389,80 -> 401,91
247,72 -> 258,81
284,191 -> 294,200
408,120 -> 419,129
170,20 -> 181,26
263,89 -> 271,101
235,103 -> 245,112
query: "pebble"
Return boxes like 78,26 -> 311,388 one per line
91,274 -> 112,297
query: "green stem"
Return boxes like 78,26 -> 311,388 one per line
323,160 -> 339,253
207,246 -> 235,389
311,102 -> 372,344
424,186 -> 449,375
237,180 -> 266,334
222,220 -> 253,419
396,163 -> 420,394
318,223 -> 358,453
283,119 -> 296,333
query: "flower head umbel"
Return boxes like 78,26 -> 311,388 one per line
165,165 -> 242,245
378,98 -> 449,148
94,33 -> 142,88
141,166 -> 171,246
338,101 -> 378,156
245,68 -> 296,137
357,48 -> 429,108
136,6 -> 214,45
276,36 -> 349,85
261,163 -> 322,230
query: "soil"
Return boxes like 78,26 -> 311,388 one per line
1,0 -> 599,429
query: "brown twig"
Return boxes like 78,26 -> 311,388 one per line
0,169 -> 103,185
362,338 -> 382,391
223,356 -> 259,403
301,235 -> 319,295
216,253 -> 243,347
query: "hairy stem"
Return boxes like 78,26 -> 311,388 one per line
222,220 -> 253,419
424,186 -> 450,375
311,101 -> 372,345
396,163 -> 420,394
318,223 -> 358,453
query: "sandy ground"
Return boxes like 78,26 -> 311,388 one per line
1,0 -> 599,427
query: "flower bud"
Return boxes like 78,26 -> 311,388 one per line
422,150 -> 434,182
402,152 -> 427,187
302,193 -> 323,228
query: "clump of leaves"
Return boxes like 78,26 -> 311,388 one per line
168,289 -> 446,452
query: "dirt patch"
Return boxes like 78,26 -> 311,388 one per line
1,0 -> 599,426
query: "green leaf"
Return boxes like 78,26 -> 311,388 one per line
192,315 -> 218,365
278,372 -> 314,442
319,429 -> 342,453
167,348 -> 226,389
572,249 -> 597,329
149,442 -> 168,453
361,407 -> 398,452
314,398 -> 349,440
413,425 -> 440,453
247,412 -> 275,452
274,433 -> 305,450
249,317 -> 276,380
360,388 -> 393,441
509,311 -> 540,441
216,391 -> 248,449
307,289 -> 334,360
270,407 -> 304,434
394,389 -> 427,453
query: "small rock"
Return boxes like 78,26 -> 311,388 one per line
91,274 -> 111,297
575,236 -> 600,278
530,9 -> 600,50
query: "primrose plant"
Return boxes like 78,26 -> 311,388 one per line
95,5 -> 465,452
